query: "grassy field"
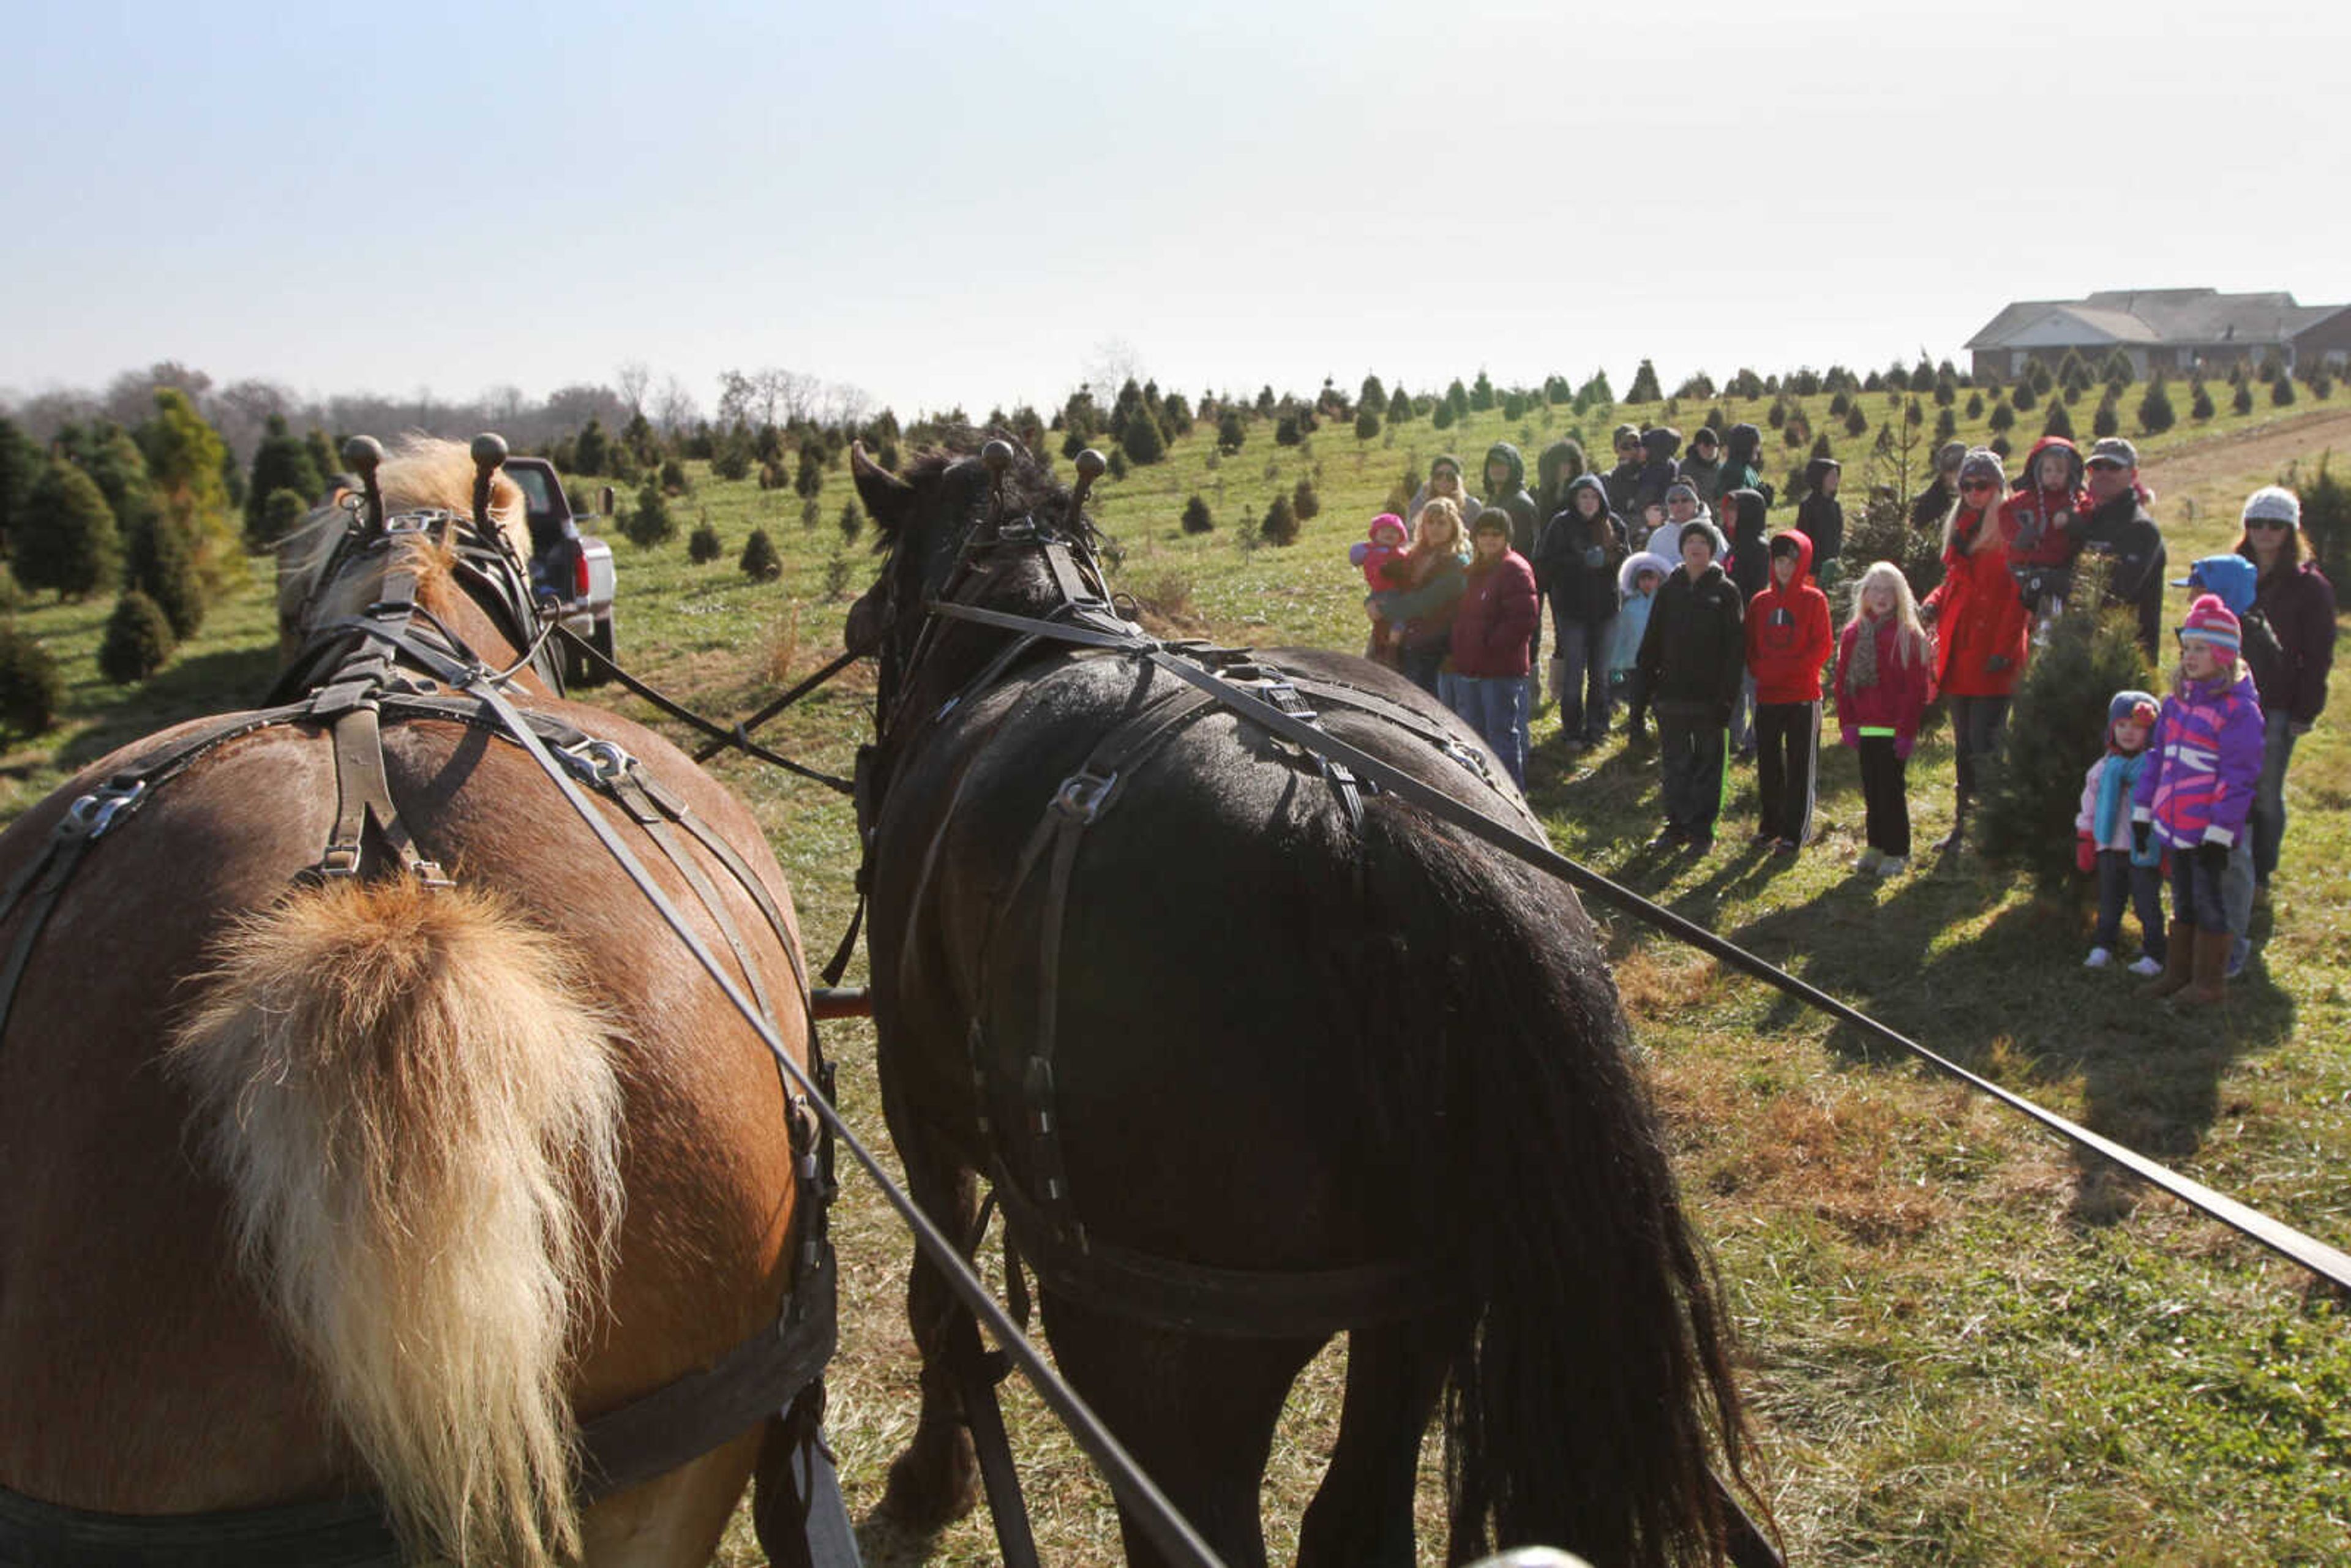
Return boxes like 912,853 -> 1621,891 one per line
4,386 -> 2347,1565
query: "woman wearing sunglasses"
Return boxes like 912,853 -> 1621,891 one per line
1918,448 -> 2030,853
2232,485 -> 2338,898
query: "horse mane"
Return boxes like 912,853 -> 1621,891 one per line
886,432 -> 1106,554
277,436 -> 531,648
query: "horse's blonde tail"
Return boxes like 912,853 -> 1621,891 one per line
171,879 -> 624,1567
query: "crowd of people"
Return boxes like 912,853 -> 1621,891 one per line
1354,430 -> 2338,1007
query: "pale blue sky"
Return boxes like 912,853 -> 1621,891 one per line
6,0 -> 2347,421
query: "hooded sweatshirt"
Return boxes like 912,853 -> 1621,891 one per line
1719,423 -> 1769,501
1745,530 -> 1834,703
2001,435 -> 2087,572
1681,438 -> 1724,505
1534,438 -> 1589,528
1722,488 -> 1771,606
1632,427 -> 1684,516
1533,475 -> 1629,624
1481,441 -> 1540,557
1612,550 -> 1674,673
1794,457 -> 1844,570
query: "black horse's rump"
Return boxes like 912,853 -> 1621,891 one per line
847,437 -> 1760,1567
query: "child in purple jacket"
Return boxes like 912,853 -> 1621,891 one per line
2132,595 -> 2263,1006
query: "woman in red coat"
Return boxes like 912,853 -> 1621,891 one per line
1919,448 -> 2030,852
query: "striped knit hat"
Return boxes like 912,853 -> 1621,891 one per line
2178,593 -> 2241,656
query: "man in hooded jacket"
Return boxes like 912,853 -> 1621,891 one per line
1482,440 -> 1543,734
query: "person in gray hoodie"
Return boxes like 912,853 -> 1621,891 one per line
1482,440 -> 1542,736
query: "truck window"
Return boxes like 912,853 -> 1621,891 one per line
509,464 -> 557,517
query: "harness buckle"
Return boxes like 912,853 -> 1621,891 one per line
1051,768 -> 1117,824
60,778 -> 148,841
559,737 -> 635,786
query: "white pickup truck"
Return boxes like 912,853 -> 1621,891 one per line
502,454 -> 618,688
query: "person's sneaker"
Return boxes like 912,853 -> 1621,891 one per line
1853,846 -> 1885,873
1875,855 -> 1907,878
2083,947 -> 2114,970
1773,838 -> 1801,857
2127,954 -> 2165,978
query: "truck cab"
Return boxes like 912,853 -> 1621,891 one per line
501,454 -> 618,687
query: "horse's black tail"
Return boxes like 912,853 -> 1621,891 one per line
1349,807 -> 1764,1568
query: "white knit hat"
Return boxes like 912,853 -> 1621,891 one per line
2241,485 -> 2301,528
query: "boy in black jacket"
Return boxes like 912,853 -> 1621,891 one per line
1636,517 -> 1745,850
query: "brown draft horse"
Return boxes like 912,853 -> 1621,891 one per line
0,439 -> 817,1566
844,441 -> 1761,1568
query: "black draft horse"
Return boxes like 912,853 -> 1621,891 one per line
844,439 -> 1759,1568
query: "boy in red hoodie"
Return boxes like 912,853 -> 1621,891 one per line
1745,530 -> 1834,852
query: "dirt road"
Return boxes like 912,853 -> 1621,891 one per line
2139,406 -> 2351,500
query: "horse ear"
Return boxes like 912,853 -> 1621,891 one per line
852,442 -> 912,530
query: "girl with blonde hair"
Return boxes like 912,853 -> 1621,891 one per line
1835,561 -> 1935,876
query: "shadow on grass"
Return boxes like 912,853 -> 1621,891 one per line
50,643 -> 285,776
1720,850 -> 2298,1227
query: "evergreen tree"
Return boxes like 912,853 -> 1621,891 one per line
1431,401 -> 1455,431
1843,404 -> 1869,437
1978,595 -> 2153,897
2092,396 -> 2120,439
1260,491 -> 1299,546
573,418 -> 610,476
304,429 -> 340,486
2041,400 -> 2075,440
1106,448 -> 1129,481
1501,389 -> 1528,421
740,528 -> 782,579
1989,400 -> 2016,433
2100,350 -> 2136,386
1965,391 -> 1985,419
2233,383 -> 2255,416
1444,380 -> 1470,421
246,415 -> 323,542
1217,410 -> 1247,453
688,521 -> 724,564
1387,385 -> 1412,424
1469,370 -> 1495,412
795,445 -> 826,498
124,493 -> 204,638
624,478 -> 675,547
1180,495 -> 1214,535
1120,403 -> 1166,465
18,459 -> 121,599
2271,375 -> 2297,407
98,590 -> 176,684
1809,433 -> 1834,460
1360,373 -> 1387,410
0,417 -> 40,556
261,489 -> 310,545
0,621 -> 61,737
1935,408 -> 1958,442
1275,413 -> 1303,446
1625,359 -> 1662,402
1292,476 -> 1321,522
135,388 -> 240,600
839,499 -> 864,543
1354,407 -> 1381,440
1580,369 -> 1614,406
2190,383 -> 2216,421
2299,456 -> 2351,587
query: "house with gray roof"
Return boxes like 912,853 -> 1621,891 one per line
1964,290 -> 2351,380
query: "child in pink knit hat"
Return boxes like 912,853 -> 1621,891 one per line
2131,595 -> 2263,1006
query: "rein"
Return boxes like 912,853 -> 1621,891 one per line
899,587 -> 2351,1296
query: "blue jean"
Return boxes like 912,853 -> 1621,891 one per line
1550,609 -> 1617,742
2095,850 -> 2165,959
1451,675 -> 1528,787
2248,710 -> 2299,884
1400,643 -> 1445,698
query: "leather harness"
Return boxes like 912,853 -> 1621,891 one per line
0,509 -> 847,1568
